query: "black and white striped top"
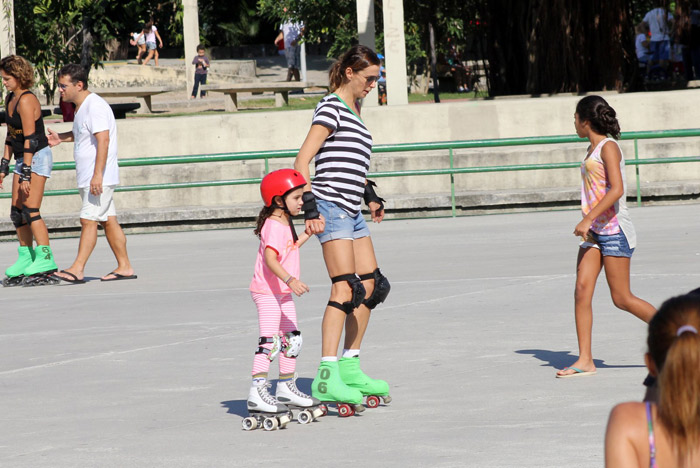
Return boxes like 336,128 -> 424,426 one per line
310,94 -> 372,217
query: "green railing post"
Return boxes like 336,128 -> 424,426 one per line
449,147 -> 456,217
634,138 -> 642,207
264,157 -> 269,174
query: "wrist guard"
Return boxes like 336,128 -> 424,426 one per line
0,158 -> 9,177
363,179 -> 385,211
302,191 -> 320,220
19,164 -> 31,183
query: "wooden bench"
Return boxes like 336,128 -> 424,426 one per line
201,82 -> 309,111
53,102 -> 141,120
0,108 -> 51,123
89,87 -> 175,114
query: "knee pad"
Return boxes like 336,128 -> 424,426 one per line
22,206 -> 41,225
328,273 -> 366,315
255,335 -> 281,362
359,268 -> 391,310
282,330 -> 302,358
10,205 -> 26,228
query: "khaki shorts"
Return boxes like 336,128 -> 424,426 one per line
79,185 -> 117,222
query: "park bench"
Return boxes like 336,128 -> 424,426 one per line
0,108 -> 51,123
89,86 -> 175,114
52,102 -> 141,120
201,82 -> 309,111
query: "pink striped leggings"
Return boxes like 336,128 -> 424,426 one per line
251,292 -> 298,376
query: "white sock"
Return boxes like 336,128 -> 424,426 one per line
342,349 -> 360,358
252,376 -> 267,387
321,356 -> 338,362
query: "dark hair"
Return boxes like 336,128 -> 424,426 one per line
575,95 -> 621,140
328,44 -> 381,93
647,294 -> 700,458
143,22 -> 153,33
253,205 -> 276,238
58,64 -> 88,89
196,44 -> 205,52
0,55 -> 34,89
253,194 -> 287,238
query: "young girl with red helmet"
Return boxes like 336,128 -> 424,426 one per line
244,169 -> 322,429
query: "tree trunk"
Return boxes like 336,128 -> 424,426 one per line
486,0 -> 634,95
80,15 -> 93,76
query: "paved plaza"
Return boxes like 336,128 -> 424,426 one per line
1,204 -> 699,467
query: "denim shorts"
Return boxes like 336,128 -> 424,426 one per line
582,230 -> 635,258
13,146 -> 53,178
649,40 -> 670,62
316,198 -> 370,244
146,41 -> 157,50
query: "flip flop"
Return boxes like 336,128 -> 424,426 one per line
52,270 -> 86,284
101,272 -> 138,282
556,366 -> 597,378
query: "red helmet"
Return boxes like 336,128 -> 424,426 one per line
260,169 -> 307,206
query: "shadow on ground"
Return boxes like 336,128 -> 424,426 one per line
515,349 -> 646,370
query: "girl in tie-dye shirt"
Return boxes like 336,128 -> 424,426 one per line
556,96 -> 656,378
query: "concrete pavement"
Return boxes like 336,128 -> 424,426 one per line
1,204 -> 699,467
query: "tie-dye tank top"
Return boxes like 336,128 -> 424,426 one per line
580,138 -> 637,248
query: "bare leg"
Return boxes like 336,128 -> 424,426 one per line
24,174 -> 50,246
142,49 -> 154,66
320,239 -> 356,357
53,218 -> 98,281
11,175 -> 33,247
100,216 -> 135,279
603,256 -> 656,322
557,246 -> 602,376
344,236 -> 378,350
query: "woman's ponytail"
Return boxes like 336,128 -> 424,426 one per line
328,60 -> 344,93
658,330 -> 700,458
648,294 -> 700,461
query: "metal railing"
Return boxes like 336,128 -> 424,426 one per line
3,129 -> 700,217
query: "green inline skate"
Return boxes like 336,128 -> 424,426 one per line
312,360 -> 364,417
22,245 -> 59,287
3,245 -> 34,287
338,357 -> 392,408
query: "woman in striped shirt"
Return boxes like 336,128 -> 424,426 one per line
294,45 -> 392,411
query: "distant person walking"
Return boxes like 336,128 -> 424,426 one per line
557,95 -> 656,378
275,11 -> 304,82
137,21 -> 163,67
47,64 -> 136,284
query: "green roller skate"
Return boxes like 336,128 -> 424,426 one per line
23,245 -> 59,287
338,357 -> 392,408
312,361 -> 364,417
3,245 -> 34,287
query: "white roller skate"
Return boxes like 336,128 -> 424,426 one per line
276,374 -> 324,424
243,383 -> 291,431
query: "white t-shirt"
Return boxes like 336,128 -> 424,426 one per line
281,22 -> 303,48
643,8 -> 672,41
635,33 -> 651,61
145,25 -> 157,43
72,93 -> 119,189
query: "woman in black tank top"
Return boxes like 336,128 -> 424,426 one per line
0,55 -> 58,286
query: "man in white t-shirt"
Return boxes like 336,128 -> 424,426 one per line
643,4 -> 674,67
47,64 -> 136,284
274,11 -> 304,81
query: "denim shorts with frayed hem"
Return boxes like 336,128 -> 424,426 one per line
315,198 -> 370,244
580,230 -> 634,258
